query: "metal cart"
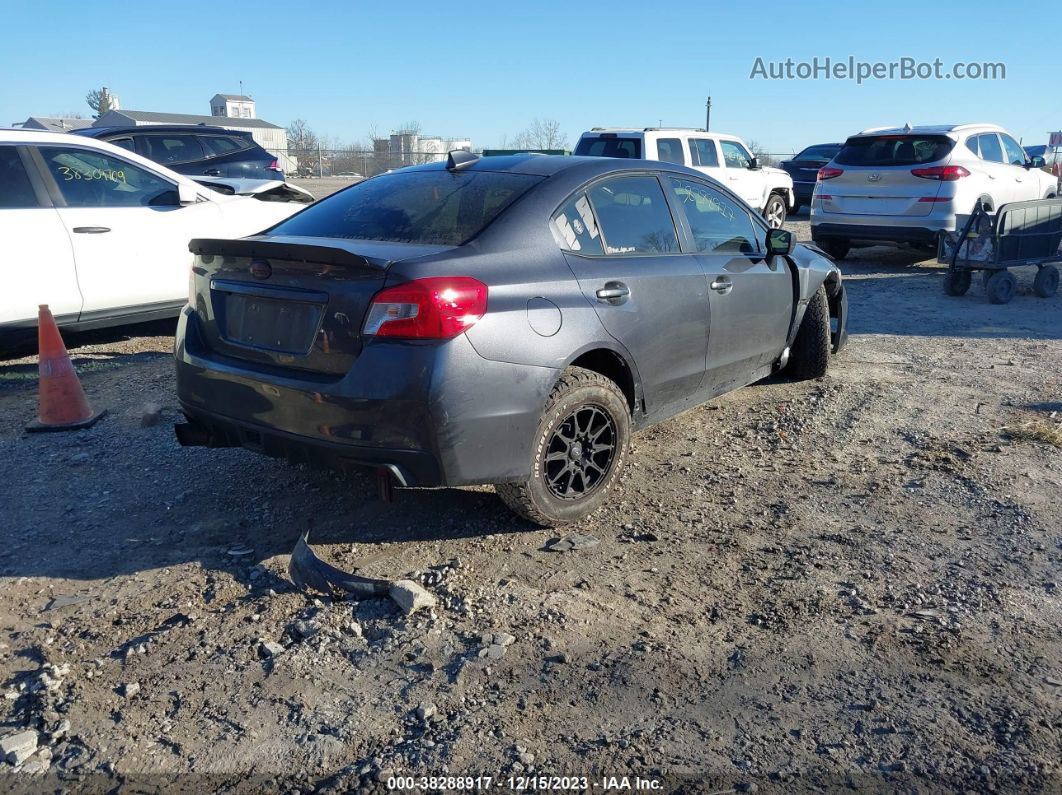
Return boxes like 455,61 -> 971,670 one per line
939,197 -> 1062,303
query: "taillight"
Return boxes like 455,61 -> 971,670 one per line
363,277 -> 488,339
817,167 -> 844,180
918,196 -> 950,203
269,159 -> 280,171
911,165 -> 970,181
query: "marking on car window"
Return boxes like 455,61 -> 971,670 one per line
575,195 -> 598,239
554,214 -> 581,251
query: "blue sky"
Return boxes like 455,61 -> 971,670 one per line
3,0 -> 1059,154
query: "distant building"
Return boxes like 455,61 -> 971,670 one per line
210,94 -> 256,120
389,130 -> 472,166
15,116 -> 94,132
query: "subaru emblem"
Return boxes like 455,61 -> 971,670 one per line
249,260 -> 272,279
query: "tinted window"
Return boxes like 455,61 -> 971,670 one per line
40,147 -> 178,208
141,135 -> 206,164
552,192 -> 603,255
668,177 -> 759,255
1000,134 -> 1027,166
0,147 -> 38,208
588,176 -> 677,255
977,134 -> 1004,164
721,140 -> 752,169
965,137 -> 980,157
268,170 -> 542,246
689,139 -> 719,167
835,135 -> 955,166
199,135 -> 250,156
656,138 -> 685,164
574,137 -> 642,159
109,137 -> 135,152
793,144 -> 841,161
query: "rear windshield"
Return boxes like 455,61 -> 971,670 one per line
793,144 -> 841,161
835,135 -> 954,166
267,170 -> 542,245
574,137 -> 643,159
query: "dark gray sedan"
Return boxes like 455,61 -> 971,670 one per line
175,153 -> 848,526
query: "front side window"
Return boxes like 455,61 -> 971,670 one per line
656,138 -> 685,164
552,192 -> 603,255
587,176 -> 678,255
689,139 -> 719,168
1000,134 -> 1027,166
141,135 -> 206,164
668,177 -> 759,255
268,170 -> 542,246
0,147 -> 39,208
39,147 -> 178,208
977,134 -> 1004,163
721,140 -> 753,169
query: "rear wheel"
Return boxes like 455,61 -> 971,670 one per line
820,239 -> 850,260
943,269 -> 972,296
786,285 -> 831,380
496,367 -> 630,527
986,270 -> 1016,304
763,194 -> 787,228
1033,264 -> 1059,297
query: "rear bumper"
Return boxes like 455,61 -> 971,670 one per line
811,222 -> 941,245
174,307 -> 559,487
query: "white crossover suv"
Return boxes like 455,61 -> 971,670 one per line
0,129 -> 308,339
575,128 -> 795,227
811,123 -> 1058,259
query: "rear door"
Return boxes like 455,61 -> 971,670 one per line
138,133 -> 209,175
688,137 -> 726,184
664,176 -> 792,392
966,134 -> 1014,205
555,174 -> 710,412
0,145 -> 82,326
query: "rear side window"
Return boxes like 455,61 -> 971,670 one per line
656,138 -> 685,164
587,176 -> 677,255
141,135 -> 206,164
552,192 -> 603,255
0,147 -> 38,208
108,137 -> 135,152
965,137 -> 979,157
574,137 -> 642,159
268,170 -> 542,246
689,139 -> 719,167
199,135 -> 250,156
977,134 -> 1004,163
835,135 -> 955,166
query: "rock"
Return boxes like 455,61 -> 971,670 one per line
48,720 -> 71,743
259,641 -> 286,658
478,644 -> 506,660
545,533 -> 600,552
519,752 -> 535,765
416,702 -> 437,720
389,580 -> 436,615
292,620 -> 320,639
119,682 -> 140,698
140,402 -> 164,427
493,632 -> 516,647
376,768 -> 395,783
1,731 -> 38,765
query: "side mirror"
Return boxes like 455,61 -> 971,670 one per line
1028,155 -> 1046,169
766,228 -> 794,256
177,183 -> 200,205
748,156 -> 761,170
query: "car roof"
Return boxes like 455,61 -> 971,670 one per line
396,153 -> 723,184
74,124 -> 248,137
580,128 -> 742,140
853,123 -> 1005,137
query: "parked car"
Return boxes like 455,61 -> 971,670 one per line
174,153 -> 847,526
73,125 -> 284,180
780,143 -> 842,214
0,129 -> 306,338
811,123 -> 1056,259
575,129 -> 795,228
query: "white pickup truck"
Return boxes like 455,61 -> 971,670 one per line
575,128 -> 795,227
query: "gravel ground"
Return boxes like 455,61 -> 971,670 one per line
0,217 -> 1060,792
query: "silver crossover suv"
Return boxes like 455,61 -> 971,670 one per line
811,123 -> 1058,259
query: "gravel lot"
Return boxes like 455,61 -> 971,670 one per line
0,216 -> 1060,792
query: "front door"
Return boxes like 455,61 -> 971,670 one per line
720,139 -> 764,209
664,176 -> 793,394
554,174 -> 710,414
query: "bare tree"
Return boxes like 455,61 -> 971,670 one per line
50,111 -> 85,119
512,118 -> 568,151
85,87 -> 115,119
286,119 -> 320,176
745,139 -> 778,167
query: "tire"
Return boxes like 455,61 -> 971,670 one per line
1033,264 -> 1059,297
986,270 -> 1016,304
943,269 -> 972,296
786,285 -> 831,380
495,367 -> 630,527
763,194 -> 787,228
820,239 -> 850,260
981,269 -> 993,289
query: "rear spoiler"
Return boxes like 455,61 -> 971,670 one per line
188,238 -> 383,269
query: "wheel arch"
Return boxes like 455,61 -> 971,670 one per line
565,345 -> 641,416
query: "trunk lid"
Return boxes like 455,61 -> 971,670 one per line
187,235 -> 453,376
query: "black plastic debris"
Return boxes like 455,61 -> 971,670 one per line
288,532 -> 391,599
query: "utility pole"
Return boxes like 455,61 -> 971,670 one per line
318,143 -> 323,178
705,95 -> 712,131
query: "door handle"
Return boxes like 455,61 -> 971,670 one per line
595,281 -> 630,305
72,226 -> 111,234
710,276 -> 733,294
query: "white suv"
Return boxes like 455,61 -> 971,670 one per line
575,128 -> 795,227
811,123 -> 1059,259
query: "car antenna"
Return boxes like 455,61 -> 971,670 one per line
446,150 -> 479,170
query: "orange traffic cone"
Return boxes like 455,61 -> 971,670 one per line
25,305 -> 106,432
